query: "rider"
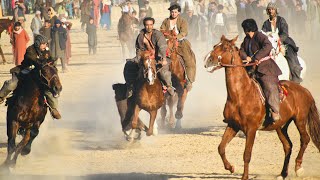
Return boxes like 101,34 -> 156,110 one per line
240,19 -> 282,121
160,3 -> 196,91
0,34 -> 62,119
125,17 -> 174,98
262,2 -> 302,84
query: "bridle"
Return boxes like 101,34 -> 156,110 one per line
39,64 -> 58,88
143,58 -> 157,82
208,43 -> 258,69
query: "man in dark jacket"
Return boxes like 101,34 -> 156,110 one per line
262,2 -> 302,84
124,17 -> 174,98
240,19 -> 282,121
0,35 -> 61,119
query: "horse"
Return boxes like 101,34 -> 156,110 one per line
117,13 -> 135,60
3,63 -> 62,167
160,30 -> 189,129
261,29 -> 306,80
0,18 -> 14,64
204,35 -> 320,180
127,50 -> 165,136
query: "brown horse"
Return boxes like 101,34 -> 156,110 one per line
160,30 -> 189,129
130,51 -> 165,136
204,36 -> 320,180
3,63 -> 62,167
0,18 -> 14,64
117,13 -> 134,59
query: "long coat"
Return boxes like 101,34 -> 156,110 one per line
51,26 -> 67,59
240,31 -> 282,76
12,29 -> 30,66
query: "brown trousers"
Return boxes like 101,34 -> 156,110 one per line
258,74 -> 280,113
177,39 -> 196,82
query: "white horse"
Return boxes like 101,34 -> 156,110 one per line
261,29 -> 306,81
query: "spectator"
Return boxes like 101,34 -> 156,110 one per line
81,0 -> 91,31
179,0 -> 194,14
57,1 -> 67,18
196,0 -> 207,41
209,4 -> 229,45
185,8 -> 199,42
73,0 -> 81,18
51,19 -> 68,73
138,8 -> 147,30
30,10 -> 42,42
48,7 -> 58,27
11,22 -> 30,66
294,3 -> 307,38
39,20 -> 52,48
100,0 -> 112,30
61,18 -> 72,65
86,17 -> 97,55
144,1 -> 153,17
66,0 -> 73,19
13,0 -> 26,28
93,0 -> 101,27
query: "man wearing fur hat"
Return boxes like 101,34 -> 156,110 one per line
160,3 -> 196,91
262,2 -> 303,84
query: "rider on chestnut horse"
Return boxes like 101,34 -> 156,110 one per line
240,19 -> 282,121
160,3 -> 196,91
125,17 -> 174,98
0,34 -> 61,119
262,2 -> 302,84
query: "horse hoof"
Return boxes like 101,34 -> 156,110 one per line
175,119 -> 182,129
153,128 -> 158,136
175,111 -> 183,119
276,175 -> 284,180
296,167 -> 304,177
21,146 -> 31,156
146,130 -> 153,136
230,165 -> 235,174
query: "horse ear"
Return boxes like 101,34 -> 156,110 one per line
221,35 -> 226,41
231,36 -> 238,45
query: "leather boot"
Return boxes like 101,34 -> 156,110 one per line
50,108 -> 61,119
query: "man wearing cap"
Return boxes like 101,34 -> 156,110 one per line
31,10 -> 42,42
160,3 -> 196,91
124,17 -> 174,97
0,34 -> 62,119
262,2 -> 303,84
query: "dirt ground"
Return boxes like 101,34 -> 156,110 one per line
0,2 -> 319,180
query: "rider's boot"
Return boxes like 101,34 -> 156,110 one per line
0,75 -> 19,104
50,108 -> 61,119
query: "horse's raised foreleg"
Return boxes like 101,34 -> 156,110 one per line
293,118 -> 310,177
21,125 -> 39,156
146,110 -> 158,136
242,129 -> 257,180
276,121 -> 293,179
175,89 -> 188,129
218,124 -> 239,174
11,129 -> 31,166
0,46 -> 6,64
131,104 -> 141,129
4,120 -> 18,166
160,97 -> 167,129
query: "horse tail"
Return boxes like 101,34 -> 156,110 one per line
307,101 -> 320,151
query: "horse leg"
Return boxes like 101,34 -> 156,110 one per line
11,129 -> 31,166
131,104 -> 141,129
275,121 -> 293,179
0,46 -> 6,64
242,129 -> 257,180
175,89 -> 188,129
4,120 -> 18,166
120,41 -> 126,60
218,124 -> 239,174
21,125 -> 39,156
293,118 -> 310,177
146,110 -> 158,136
168,95 -> 177,128
160,97 -> 167,129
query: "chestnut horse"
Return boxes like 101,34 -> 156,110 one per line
3,63 -> 62,167
204,36 -> 320,180
117,13 -> 134,59
0,18 -> 14,64
160,30 -> 188,129
130,51 -> 165,136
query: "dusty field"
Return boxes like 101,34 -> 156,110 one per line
0,2 -> 319,180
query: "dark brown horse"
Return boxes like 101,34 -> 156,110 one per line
3,63 -> 62,167
160,30 -> 189,129
204,36 -> 320,180
130,51 -> 165,136
117,13 -> 134,59
0,18 -> 14,64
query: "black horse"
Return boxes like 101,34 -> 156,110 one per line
3,63 -> 62,167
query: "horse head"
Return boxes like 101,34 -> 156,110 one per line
204,35 -> 239,72
39,63 -> 62,98
261,29 -> 286,56
140,50 -> 157,85
161,29 -> 178,58
0,18 -> 14,36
